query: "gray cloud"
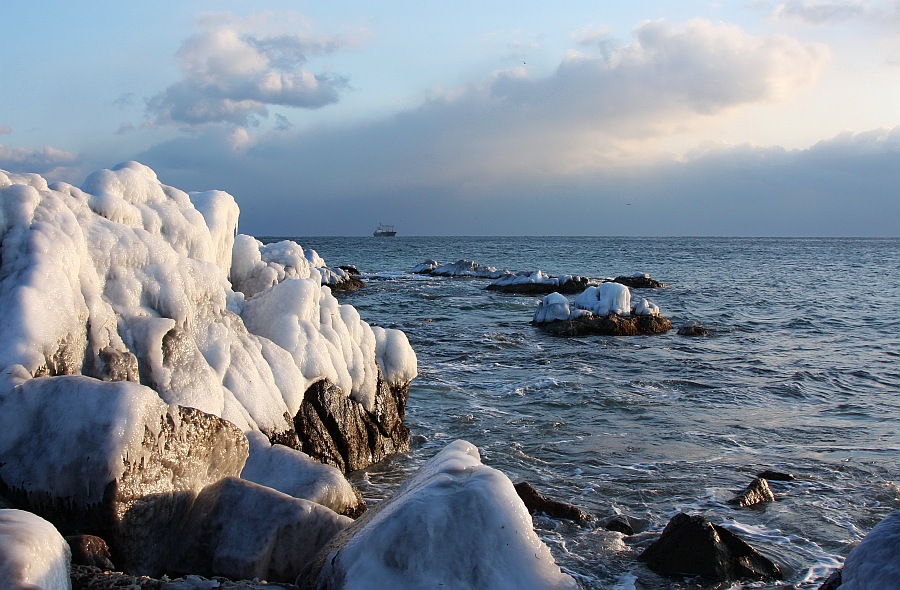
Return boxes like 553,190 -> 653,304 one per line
148,24 -> 352,127
133,20 -> 896,237
0,126 -> 11,135
0,145 -> 80,178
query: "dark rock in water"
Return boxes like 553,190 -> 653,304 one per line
487,275 -> 591,295
327,274 -> 366,293
513,482 -> 594,523
293,371 -> 410,473
639,512 -> 782,583
757,470 -> 795,481
536,313 -> 672,337
171,477 -> 350,583
70,564 -> 301,589
818,569 -> 842,590
728,477 -> 776,508
677,324 -> 710,337
613,275 -> 664,289
338,265 -> 360,275
602,514 -> 650,535
67,535 -> 116,570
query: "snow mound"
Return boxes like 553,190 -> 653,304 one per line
316,440 -> 578,590
576,282 -> 632,315
0,509 -> 71,590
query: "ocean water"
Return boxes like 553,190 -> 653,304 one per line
279,236 -> 900,589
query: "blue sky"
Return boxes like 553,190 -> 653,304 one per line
2,1 -> 899,236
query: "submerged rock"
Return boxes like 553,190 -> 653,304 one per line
514,482 -> 595,523
293,375 -> 411,473
602,514 -> 650,535
678,324 -> 710,337
301,440 -> 578,590
728,477 -> 776,508
757,470 -> 795,481
536,313 -> 673,337
613,274 -> 664,288
639,512 -> 781,583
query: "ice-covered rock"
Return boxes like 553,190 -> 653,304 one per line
613,273 -> 664,288
172,477 -> 351,583
533,292 -> 576,324
0,375 -> 248,574
488,271 -> 591,294
0,509 -> 72,590
633,297 -> 661,316
410,259 -> 440,274
430,259 -> 513,279
576,282 -> 632,315
303,440 -> 578,590
241,431 -> 365,517
839,510 -> 900,590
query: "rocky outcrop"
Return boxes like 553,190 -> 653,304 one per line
67,535 -> 115,570
513,482 -> 594,523
487,274 -> 591,295
639,513 -> 781,583
171,477 -> 350,583
728,477 -> 776,508
536,313 -> 672,337
293,374 -> 411,473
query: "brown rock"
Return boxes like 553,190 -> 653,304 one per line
728,477 -> 776,508
66,535 -> 115,570
536,313 -> 672,337
513,482 -> 594,523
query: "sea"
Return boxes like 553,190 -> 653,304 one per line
275,236 -> 900,589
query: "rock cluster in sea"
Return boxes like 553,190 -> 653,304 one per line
0,163 -> 575,589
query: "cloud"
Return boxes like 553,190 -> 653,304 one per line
0,126 -> 11,135
147,17 -> 354,127
0,145 -> 80,178
772,1 -> 869,23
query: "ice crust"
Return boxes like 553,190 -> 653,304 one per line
0,509 -> 71,590
840,510 -> 900,590
576,282 -> 632,315
317,440 -> 578,590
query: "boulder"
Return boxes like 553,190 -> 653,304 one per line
0,509 -> 72,590
513,482 -> 594,523
536,313 -> 672,337
757,470 -> 795,481
678,324 -> 710,336
601,514 -> 650,535
728,477 -> 776,508
66,535 -> 115,570
487,273 -> 591,295
293,375 -> 410,474
639,512 -> 781,583
171,477 -> 351,583
613,275 -> 664,288
838,510 -> 900,590
0,376 -> 249,575
300,440 -> 578,590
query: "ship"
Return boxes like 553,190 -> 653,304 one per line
373,223 -> 397,237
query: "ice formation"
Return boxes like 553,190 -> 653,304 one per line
0,160 -> 416,428
633,298 -> 661,316
314,440 -> 578,590
576,282 -> 632,315
533,292 -> 576,323
429,259 -> 513,279
0,509 -> 71,590
840,510 -> 900,590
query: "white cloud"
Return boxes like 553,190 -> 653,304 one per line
0,144 -> 80,178
148,17 -> 354,128
772,1 -> 869,23
0,126 -> 11,135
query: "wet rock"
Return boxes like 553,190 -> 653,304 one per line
728,477 -> 776,508
171,477 -> 350,583
293,373 -> 410,473
602,514 -> 650,535
677,324 -> 710,337
613,275 -> 664,289
639,512 -> 782,583
513,482 -> 594,523
487,275 -> 591,295
67,535 -> 116,570
757,470 -> 795,481
70,565 -> 301,589
536,313 -> 672,337
818,569 -> 842,589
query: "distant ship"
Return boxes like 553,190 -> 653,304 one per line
373,223 -> 397,237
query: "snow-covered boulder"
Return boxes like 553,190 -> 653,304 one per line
839,510 -> 900,590
533,292 -> 576,323
0,509 -> 71,590
533,286 -> 670,336
303,440 -> 578,590
633,297 -> 661,316
0,376 -> 248,575
172,477 -> 351,583
241,431 -> 365,517
410,259 -> 440,274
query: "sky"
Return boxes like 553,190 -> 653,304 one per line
2,1 -> 899,236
